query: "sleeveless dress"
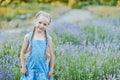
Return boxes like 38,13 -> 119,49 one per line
20,32 -> 54,80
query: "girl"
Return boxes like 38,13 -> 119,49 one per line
20,11 -> 54,80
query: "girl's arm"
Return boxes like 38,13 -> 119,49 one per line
49,37 -> 54,72
20,34 -> 29,68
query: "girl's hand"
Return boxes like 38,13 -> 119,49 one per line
48,70 -> 53,78
20,67 -> 28,76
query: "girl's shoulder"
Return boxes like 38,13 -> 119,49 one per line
47,33 -> 52,41
25,32 -> 32,42
47,34 -> 52,45
25,32 -> 32,36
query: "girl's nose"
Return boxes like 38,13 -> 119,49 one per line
40,23 -> 44,27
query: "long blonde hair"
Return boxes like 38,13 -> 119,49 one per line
27,11 -> 52,62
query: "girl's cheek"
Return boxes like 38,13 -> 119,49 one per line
44,27 -> 48,30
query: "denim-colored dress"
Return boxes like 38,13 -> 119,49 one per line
20,32 -> 54,80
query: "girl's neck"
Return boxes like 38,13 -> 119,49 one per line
34,30 -> 45,39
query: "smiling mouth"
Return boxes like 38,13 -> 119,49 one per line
38,27 -> 44,30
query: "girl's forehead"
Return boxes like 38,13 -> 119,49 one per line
36,15 -> 49,23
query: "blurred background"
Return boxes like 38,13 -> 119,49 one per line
0,0 -> 120,80
0,0 -> 120,29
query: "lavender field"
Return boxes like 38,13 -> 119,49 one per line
0,7 -> 120,80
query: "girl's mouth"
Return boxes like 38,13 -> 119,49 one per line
37,27 -> 44,31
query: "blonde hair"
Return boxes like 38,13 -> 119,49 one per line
28,11 -> 52,62
33,11 -> 52,25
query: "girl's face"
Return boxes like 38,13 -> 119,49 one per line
34,15 -> 50,33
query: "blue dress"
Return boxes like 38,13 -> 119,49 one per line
20,32 -> 54,80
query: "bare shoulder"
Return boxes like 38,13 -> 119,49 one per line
24,32 -> 32,41
24,34 -> 29,40
23,33 -> 30,44
49,36 -> 52,40
48,35 -> 52,43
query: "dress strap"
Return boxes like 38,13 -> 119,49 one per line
26,32 -> 32,46
46,32 -> 51,46
26,31 -> 51,46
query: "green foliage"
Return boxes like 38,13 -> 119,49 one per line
71,0 -> 118,8
0,22 -> 2,29
14,68 -> 21,80
73,1 -> 90,8
99,0 -> 118,6
22,0 -> 34,2
0,0 -> 119,8
37,0 -> 52,3
61,33 -> 81,45
4,13 -> 14,21
1,19 -> 120,79
82,25 -> 109,44
54,51 -> 120,80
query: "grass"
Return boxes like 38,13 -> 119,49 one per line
0,18 -> 120,79
84,5 -> 120,18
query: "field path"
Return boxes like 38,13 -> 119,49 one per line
54,9 -> 95,23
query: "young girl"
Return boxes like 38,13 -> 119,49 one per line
20,11 -> 54,80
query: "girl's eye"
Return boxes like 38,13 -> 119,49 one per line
44,23 -> 47,26
39,22 -> 42,24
